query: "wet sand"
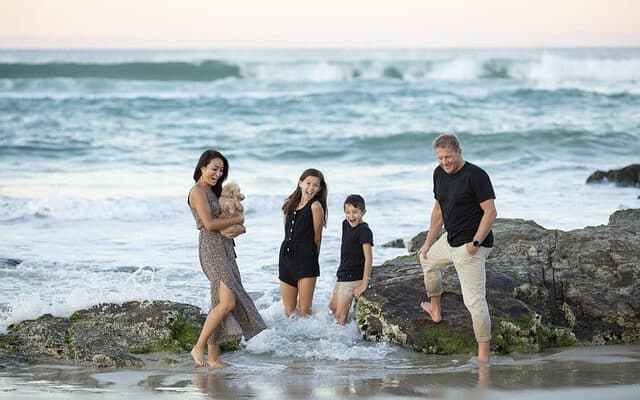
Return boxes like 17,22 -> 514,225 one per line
1,344 -> 639,399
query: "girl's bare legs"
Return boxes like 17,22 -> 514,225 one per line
190,281 -> 236,367
297,277 -> 317,316
280,281 -> 298,316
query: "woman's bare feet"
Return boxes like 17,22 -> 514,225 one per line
206,358 -> 229,368
420,302 -> 441,323
190,348 -> 207,367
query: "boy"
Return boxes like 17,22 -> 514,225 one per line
329,194 -> 373,325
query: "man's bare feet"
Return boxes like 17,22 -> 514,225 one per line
476,357 -> 490,366
477,340 -> 490,366
420,302 -> 441,323
190,348 -> 207,367
206,359 -> 229,368
477,364 -> 490,388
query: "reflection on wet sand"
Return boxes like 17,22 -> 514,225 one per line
191,372 -> 262,398
1,345 -> 639,399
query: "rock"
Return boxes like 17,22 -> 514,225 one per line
382,239 -> 405,248
0,258 -> 21,269
92,353 -> 144,368
356,209 -> 640,355
586,164 -> 640,187
0,300 -> 217,368
407,232 -> 426,253
407,229 -> 445,253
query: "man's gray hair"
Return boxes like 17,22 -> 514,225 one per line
432,133 -> 461,152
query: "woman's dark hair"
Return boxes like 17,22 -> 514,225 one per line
282,168 -> 328,226
193,149 -> 229,197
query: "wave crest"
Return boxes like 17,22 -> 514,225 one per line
0,60 -> 242,81
2,55 -> 640,85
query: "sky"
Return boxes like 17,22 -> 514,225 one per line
1,0 -> 639,48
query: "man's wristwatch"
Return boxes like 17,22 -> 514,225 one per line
472,240 -> 480,247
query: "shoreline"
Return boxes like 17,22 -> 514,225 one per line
1,344 -> 640,399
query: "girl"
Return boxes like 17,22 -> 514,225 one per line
278,168 -> 328,316
188,149 -> 266,367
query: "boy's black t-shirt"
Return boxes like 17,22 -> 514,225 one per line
337,220 -> 373,282
433,161 -> 495,247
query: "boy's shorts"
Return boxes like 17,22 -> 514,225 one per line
332,280 -> 363,301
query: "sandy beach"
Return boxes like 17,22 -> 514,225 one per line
1,344 -> 639,399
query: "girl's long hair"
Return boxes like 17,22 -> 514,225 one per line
282,168 -> 328,226
192,149 -> 229,197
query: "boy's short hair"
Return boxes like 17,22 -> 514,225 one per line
344,194 -> 366,211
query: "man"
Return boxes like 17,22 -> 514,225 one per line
417,133 -> 497,364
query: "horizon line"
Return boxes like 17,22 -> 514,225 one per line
1,45 -> 640,51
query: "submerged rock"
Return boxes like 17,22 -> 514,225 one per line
0,301 -> 225,368
586,164 -> 640,187
407,232 -> 426,253
382,238 -> 405,248
356,209 -> 640,355
0,258 -> 21,269
407,229 -> 445,253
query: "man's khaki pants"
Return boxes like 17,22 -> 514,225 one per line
419,234 -> 492,342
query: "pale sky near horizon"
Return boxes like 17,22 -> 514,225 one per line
1,0 -> 639,48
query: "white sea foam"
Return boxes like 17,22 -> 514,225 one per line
246,62 -> 352,82
0,262 -> 171,333
526,53 -> 640,83
0,195 -> 184,222
427,58 -> 481,81
240,53 -> 640,86
246,299 -> 395,361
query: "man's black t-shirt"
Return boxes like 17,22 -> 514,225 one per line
433,161 -> 495,247
337,220 -> 373,281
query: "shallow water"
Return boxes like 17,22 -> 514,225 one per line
1,345 -> 639,399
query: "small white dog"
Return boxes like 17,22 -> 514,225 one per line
219,182 -> 245,238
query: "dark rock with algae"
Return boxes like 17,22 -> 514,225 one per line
356,209 -> 640,355
0,300 -> 241,368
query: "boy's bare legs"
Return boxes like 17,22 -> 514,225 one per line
333,294 -> 353,325
420,295 -> 441,323
280,281 -> 298,316
297,277 -> 316,316
328,293 -> 337,314
191,281 -> 236,367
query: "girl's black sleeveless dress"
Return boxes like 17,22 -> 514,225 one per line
278,199 -> 320,287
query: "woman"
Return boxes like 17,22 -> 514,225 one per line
278,168 -> 328,316
188,149 -> 266,367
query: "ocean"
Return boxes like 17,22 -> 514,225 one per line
1,48 -> 639,397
